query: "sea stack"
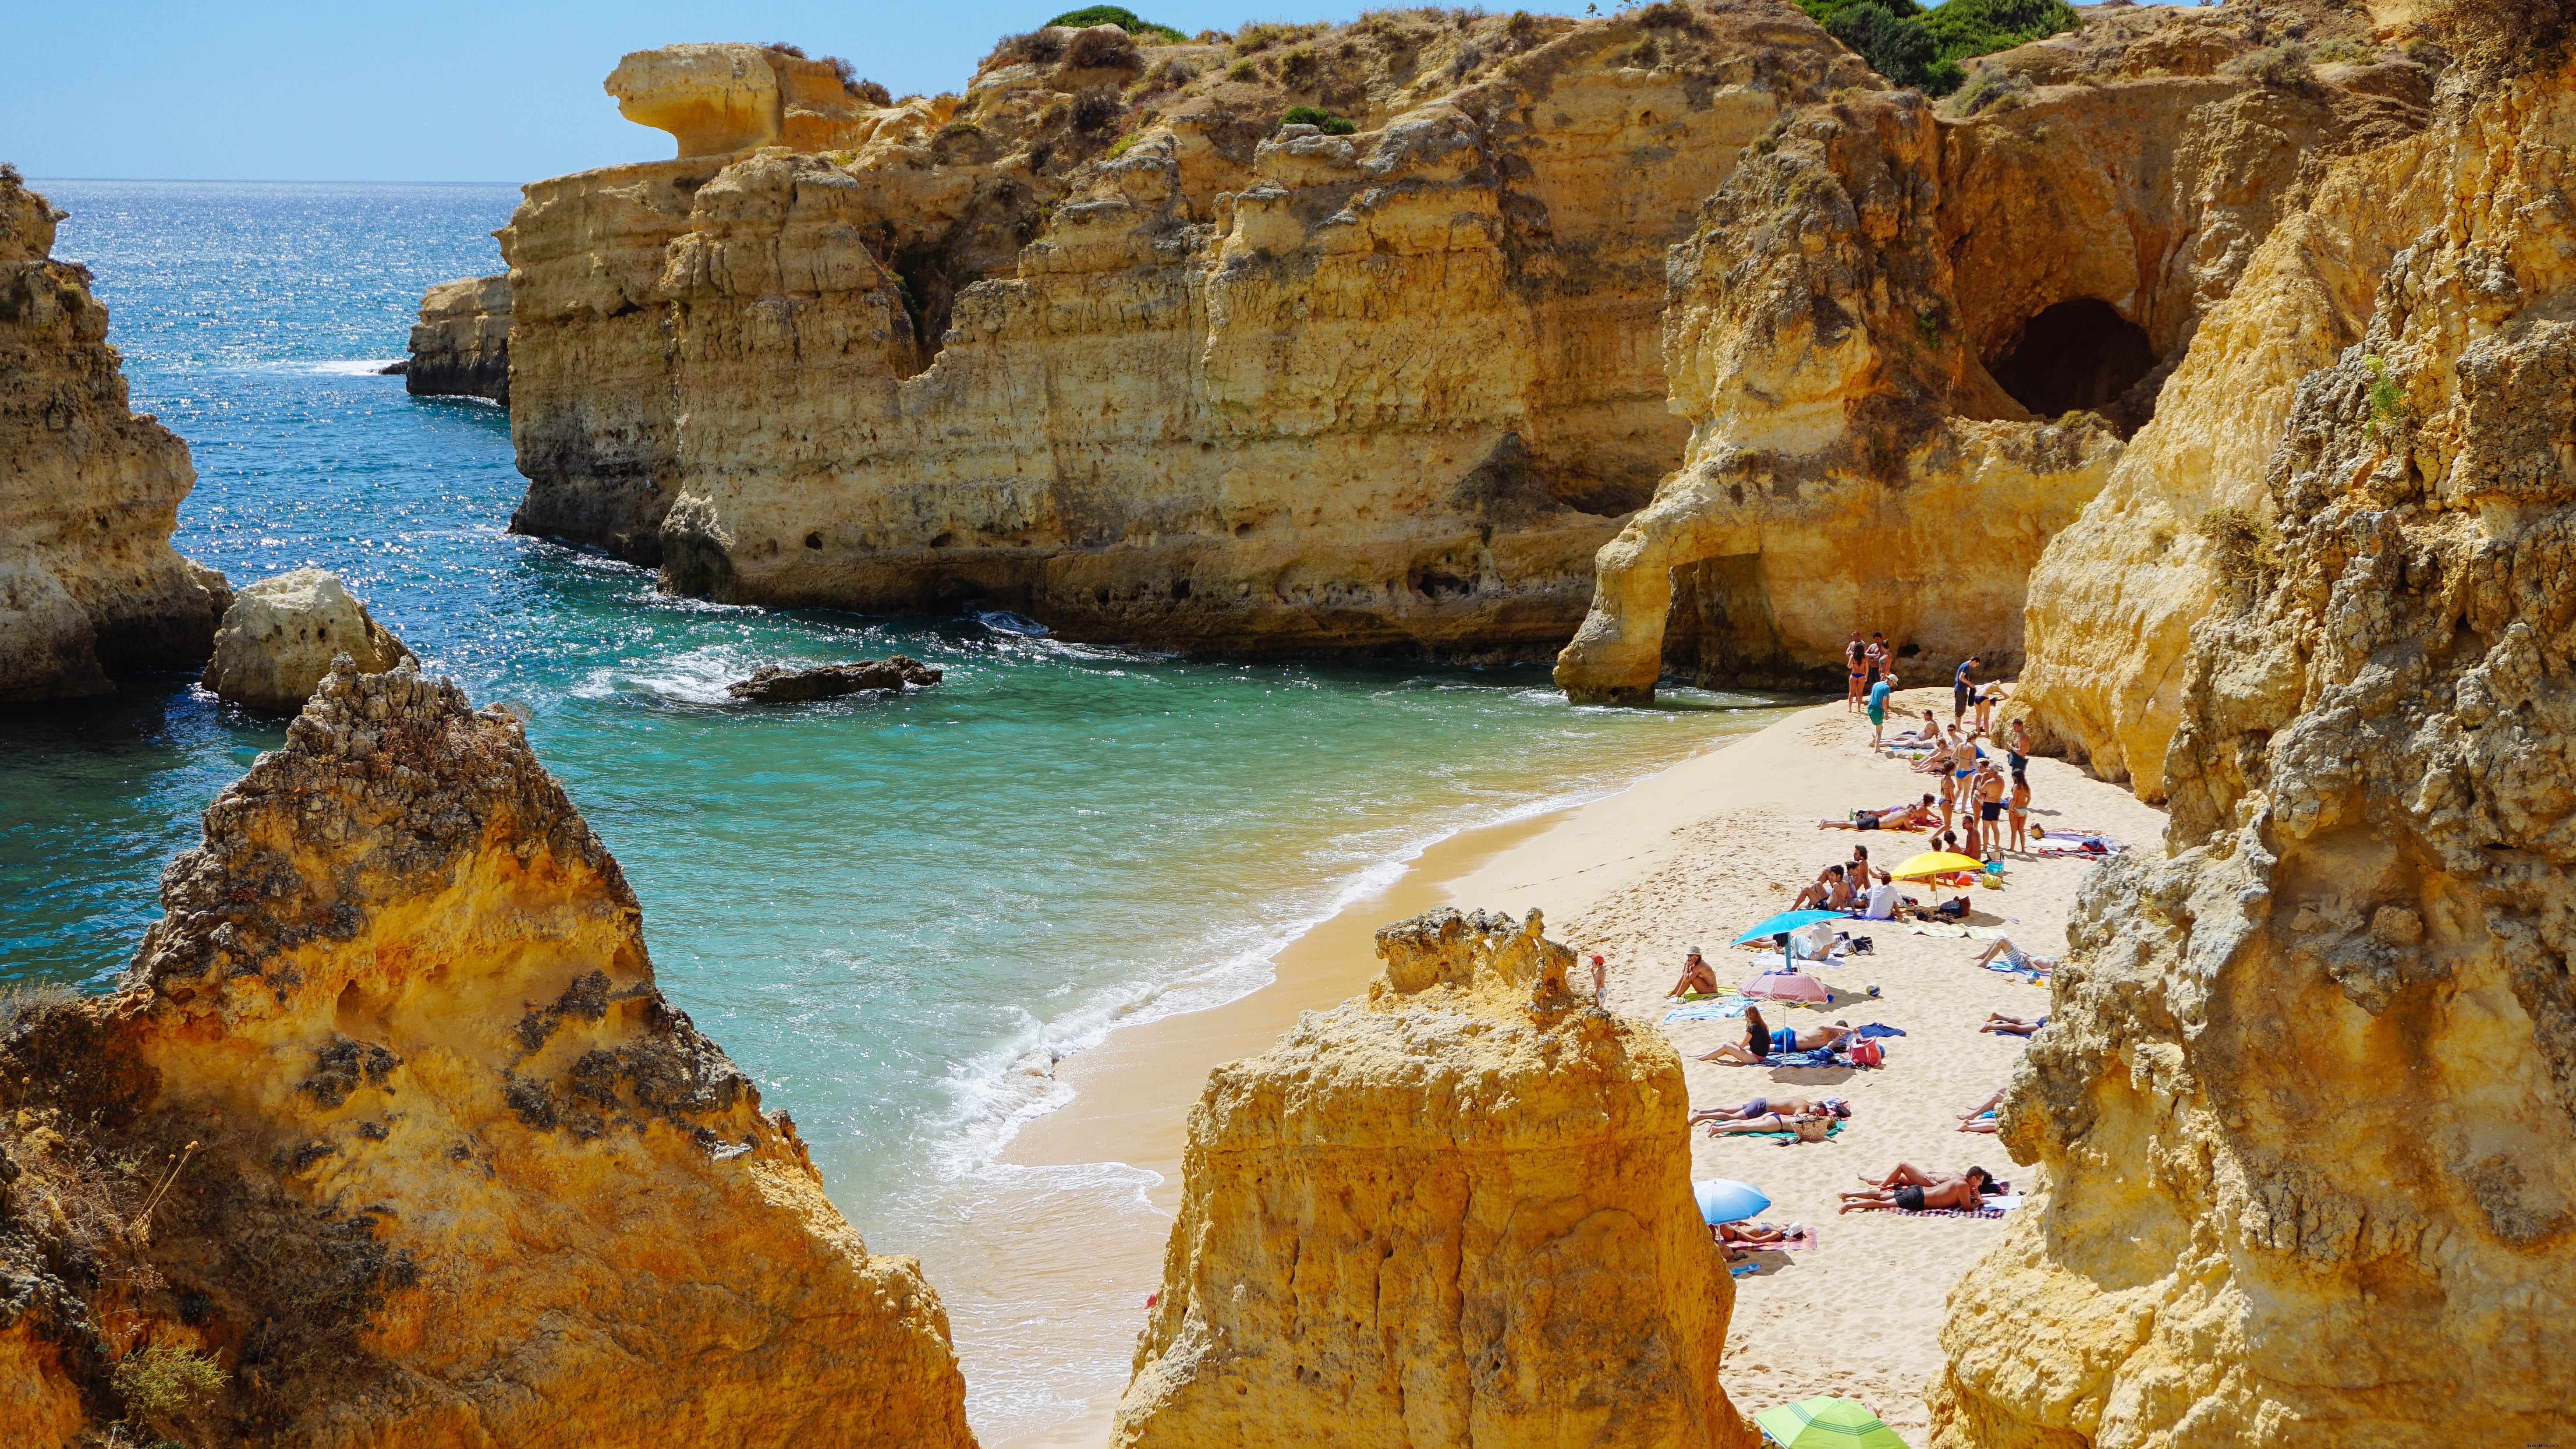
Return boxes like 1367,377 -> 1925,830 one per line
404,274 -> 512,404
202,567 -> 416,710
0,662 -> 976,1446
0,166 -> 230,702
1112,907 -> 1755,1448
1931,26 -> 2576,1447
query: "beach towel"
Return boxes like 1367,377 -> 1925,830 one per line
1896,1204 -> 2009,1220
1854,1023 -> 1906,1038
1729,1260 -> 1761,1277
1770,1047 -> 1843,1067
1901,921 -> 1970,938
1716,1119 -> 1843,1143
1663,995 -> 1754,1023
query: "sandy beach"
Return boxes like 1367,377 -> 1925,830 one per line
1001,688 -> 2166,1445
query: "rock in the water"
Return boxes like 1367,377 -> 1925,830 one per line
726,654 -> 940,702
1931,35 -> 2576,1449
404,273 -> 509,403
1112,907 -> 1755,1449
202,567 -> 415,710
0,167 -> 230,702
0,662 -> 977,1445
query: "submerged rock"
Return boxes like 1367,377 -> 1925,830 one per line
202,567 -> 415,710
0,168 -> 230,702
725,654 -> 941,702
0,661 -> 976,1445
1931,33 -> 2576,1449
1113,907 -> 1755,1449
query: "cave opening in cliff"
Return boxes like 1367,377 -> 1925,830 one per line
1988,299 -> 2160,428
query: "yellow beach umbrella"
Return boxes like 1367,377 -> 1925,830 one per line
1889,851 -> 1983,880
1753,1396 -> 1910,1449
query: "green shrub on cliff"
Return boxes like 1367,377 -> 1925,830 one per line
1279,105 -> 1358,134
1798,0 -> 2078,96
1047,6 -> 1188,42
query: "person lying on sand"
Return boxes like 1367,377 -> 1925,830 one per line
1839,1163 -> 1993,1213
1958,1089 -> 2004,1133
1691,1095 -> 1849,1124
1697,1020 -> 1856,1064
1820,795 -> 1938,831
1703,1111 -> 1838,1136
1666,947 -> 1720,998
1971,937 -> 2059,974
1981,1012 -> 2047,1036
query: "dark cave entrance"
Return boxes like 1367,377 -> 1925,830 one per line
1988,298 -> 2160,425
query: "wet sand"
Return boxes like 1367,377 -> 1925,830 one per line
994,690 -> 2165,1446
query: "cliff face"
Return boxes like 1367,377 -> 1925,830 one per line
1555,5 -> 2431,700
1931,46 -> 2576,1449
404,274 -> 511,404
502,6 -> 1871,656
0,169 -> 229,702
0,664 -> 974,1447
1110,908 -> 1754,1449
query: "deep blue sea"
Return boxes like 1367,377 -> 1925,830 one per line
4,179 -> 1792,1439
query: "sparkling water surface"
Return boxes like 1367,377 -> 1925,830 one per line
3,180 -> 1796,1439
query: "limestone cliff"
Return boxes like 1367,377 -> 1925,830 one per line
1931,35 -> 2576,1449
404,274 -> 511,404
0,167 -> 230,702
202,568 -> 417,710
502,6 -> 1871,657
1554,3 -> 2429,700
1110,907 -> 1754,1448
0,664 -> 974,1447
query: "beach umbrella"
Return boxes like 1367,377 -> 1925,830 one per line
1742,970 -> 1829,1003
1753,1396 -> 1910,1449
1733,909 -> 1846,945
1889,851 -> 1983,880
1693,1178 -> 1770,1225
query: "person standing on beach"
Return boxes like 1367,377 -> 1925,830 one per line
1974,761 -> 2008,862
1953,656 -> 1979,723
1866,670 -> 1895,744
1865,634 -> 1888,692
1845,633 -> 1866,713
2008,769 -> 2032,853
1974,679 -> 2006,735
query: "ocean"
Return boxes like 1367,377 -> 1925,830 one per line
3,178 -> 1794,1440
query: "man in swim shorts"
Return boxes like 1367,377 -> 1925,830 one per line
1974,762 -> 2009,860
1839,1163 -> 1994,1213
1953,656 -> 1979,721
1866,671 -> 1895,744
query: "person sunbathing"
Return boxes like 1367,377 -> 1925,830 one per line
1665,947 -> 1720,998
1981,1012 -> 2047,1036
1971,937 -> 2059,974
1692,1095 -> 1848,1124
1957,1088 -> 2004,1133
1839,1163 -> 1993,1213
1705,1110 -> 1836,1136
1697,1020 -> 1855,1064
1820,795 -> 1938,831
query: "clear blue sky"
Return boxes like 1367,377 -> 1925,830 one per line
4,0 -> 1578,184
10,0 -> 2048,185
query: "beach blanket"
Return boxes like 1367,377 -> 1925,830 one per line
1854,1023 -> 1906,1039
1715,1119 -> 1843,1143
1663,995 -> 1754,1023
1729,1261 -> 1761,1278
1769,1047 -> 1843,1067
1896,1192 -> 2023,1220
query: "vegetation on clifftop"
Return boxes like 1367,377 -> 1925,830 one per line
1047,5 -> 1190,42
1799,0 -> 2080,94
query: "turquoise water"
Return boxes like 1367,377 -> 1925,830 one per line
4,180 -> 1794,1440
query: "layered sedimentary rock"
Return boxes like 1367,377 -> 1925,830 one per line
202,567 -> 415,710
0,168 -> 229,702
1931,40 -> 2576,1449
503,6 -> 1871,656
0,664 -> 974,1447
1554,4 -> 2429,700
1111,907 -> 1753,1448
404,274 -> 511,403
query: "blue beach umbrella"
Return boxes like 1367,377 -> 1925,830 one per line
1693,1178 -> 1771,1225
1733,909 -> 1846,946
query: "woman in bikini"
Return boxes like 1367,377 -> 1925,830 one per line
1665,947 -> 1721,997
1845,633 -> 1866,713
2007,770 -> 2031,853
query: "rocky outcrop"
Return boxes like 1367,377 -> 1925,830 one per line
1553,4 -> 2430,701
503,6 -> 1872,656
1111,907 -> 1754,1448
404,274 -> 511,403
0,167 -> 230,702
0,664 -> 975,1447
1931,37 -> 2576,1449
607,42 -> 893,158
202,568 -> 415,710
726,654 -> 941,702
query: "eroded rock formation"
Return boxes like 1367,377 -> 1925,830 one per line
202,568 -> 415,710
503,6 -> 1871,657
1931,34 -> 2576,1448
0,167 -> 230,702
726,654 -> 941,702
404,274 -> 511,403
1554,4 -> 2429,700
1111,907 -> 1754,1449
0,664 -> 975,1447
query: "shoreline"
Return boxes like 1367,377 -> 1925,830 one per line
992,687 -> 2167,1447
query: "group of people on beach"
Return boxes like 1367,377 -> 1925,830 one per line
1829,654 -> 2037,865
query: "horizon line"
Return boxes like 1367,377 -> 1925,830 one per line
28,176 -> 526,187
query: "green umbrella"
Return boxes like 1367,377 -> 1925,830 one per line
1752,1396 -> 1910,1449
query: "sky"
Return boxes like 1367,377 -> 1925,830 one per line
7,0 -> 2041,185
